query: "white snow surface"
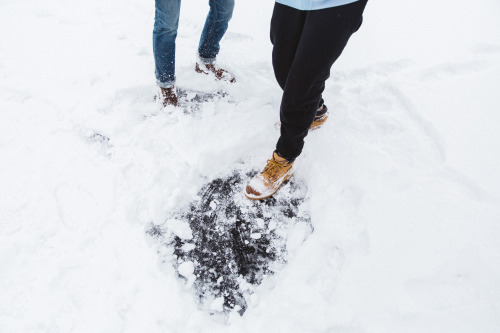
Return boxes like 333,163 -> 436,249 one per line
165,218 -> 193,240
1,0 -> 500,332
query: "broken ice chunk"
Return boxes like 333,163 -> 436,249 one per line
181,243 -> 196,252
166,219 -> 193,240
250,233 -> 261,239
178,261 -> 195,278
210,297 -> 224,312
268,221 -> 277,231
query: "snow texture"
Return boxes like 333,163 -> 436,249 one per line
148,169 -> 311,316
1,0 -> 500,332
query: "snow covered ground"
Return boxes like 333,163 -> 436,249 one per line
1,0 -> 500,331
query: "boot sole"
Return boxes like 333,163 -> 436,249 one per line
275,113 -> 329,132
244,174 -> 293,201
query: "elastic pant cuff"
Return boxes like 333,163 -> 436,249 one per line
275,150 -> 296,163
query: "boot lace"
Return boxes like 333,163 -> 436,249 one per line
263,158 -> 287,180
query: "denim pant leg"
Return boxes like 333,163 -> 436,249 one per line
153,0 -> 181,88
198,0 -> 235,64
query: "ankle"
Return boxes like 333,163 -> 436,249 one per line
274,150 -> 295,164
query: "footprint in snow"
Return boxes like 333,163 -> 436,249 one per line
148,168 -> 312,316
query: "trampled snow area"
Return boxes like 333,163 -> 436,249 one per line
1,0 -> 500,331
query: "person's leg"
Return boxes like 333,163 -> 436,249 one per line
271,3 -> 327,131
245,0 -> 367,200
153,0 -> 182,88
270,2 -> 306,90
276,0 -> 368,160
198,0 -> 235,63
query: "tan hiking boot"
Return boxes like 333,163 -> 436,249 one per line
245,151 -> 294,200
310,103 -> 329,130
275,103 -> 329,131
160,86 -> 178,107
195,62 -> 236,83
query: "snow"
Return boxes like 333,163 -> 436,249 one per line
177,261 -> 195,279
166,218 -> 193,240
250,233 -> 262,239
1,0 -> 500,332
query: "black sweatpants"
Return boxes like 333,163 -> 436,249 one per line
271,0 -> 368,160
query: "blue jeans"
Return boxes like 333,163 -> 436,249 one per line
153,0 -> 235,88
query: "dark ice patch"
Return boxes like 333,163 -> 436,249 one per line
147,169 -> 312,316
152,88 -> 232,115
87,131 -> 110,144
83,130 -> 113,156
177,88 -> 232,114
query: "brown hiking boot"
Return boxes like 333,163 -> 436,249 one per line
310,103 -> 329,130
195,62 -> 236,83
160,86 -> 178,107
245,151 -> 294,200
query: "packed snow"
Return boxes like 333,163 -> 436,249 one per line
1,0 -> 500,332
